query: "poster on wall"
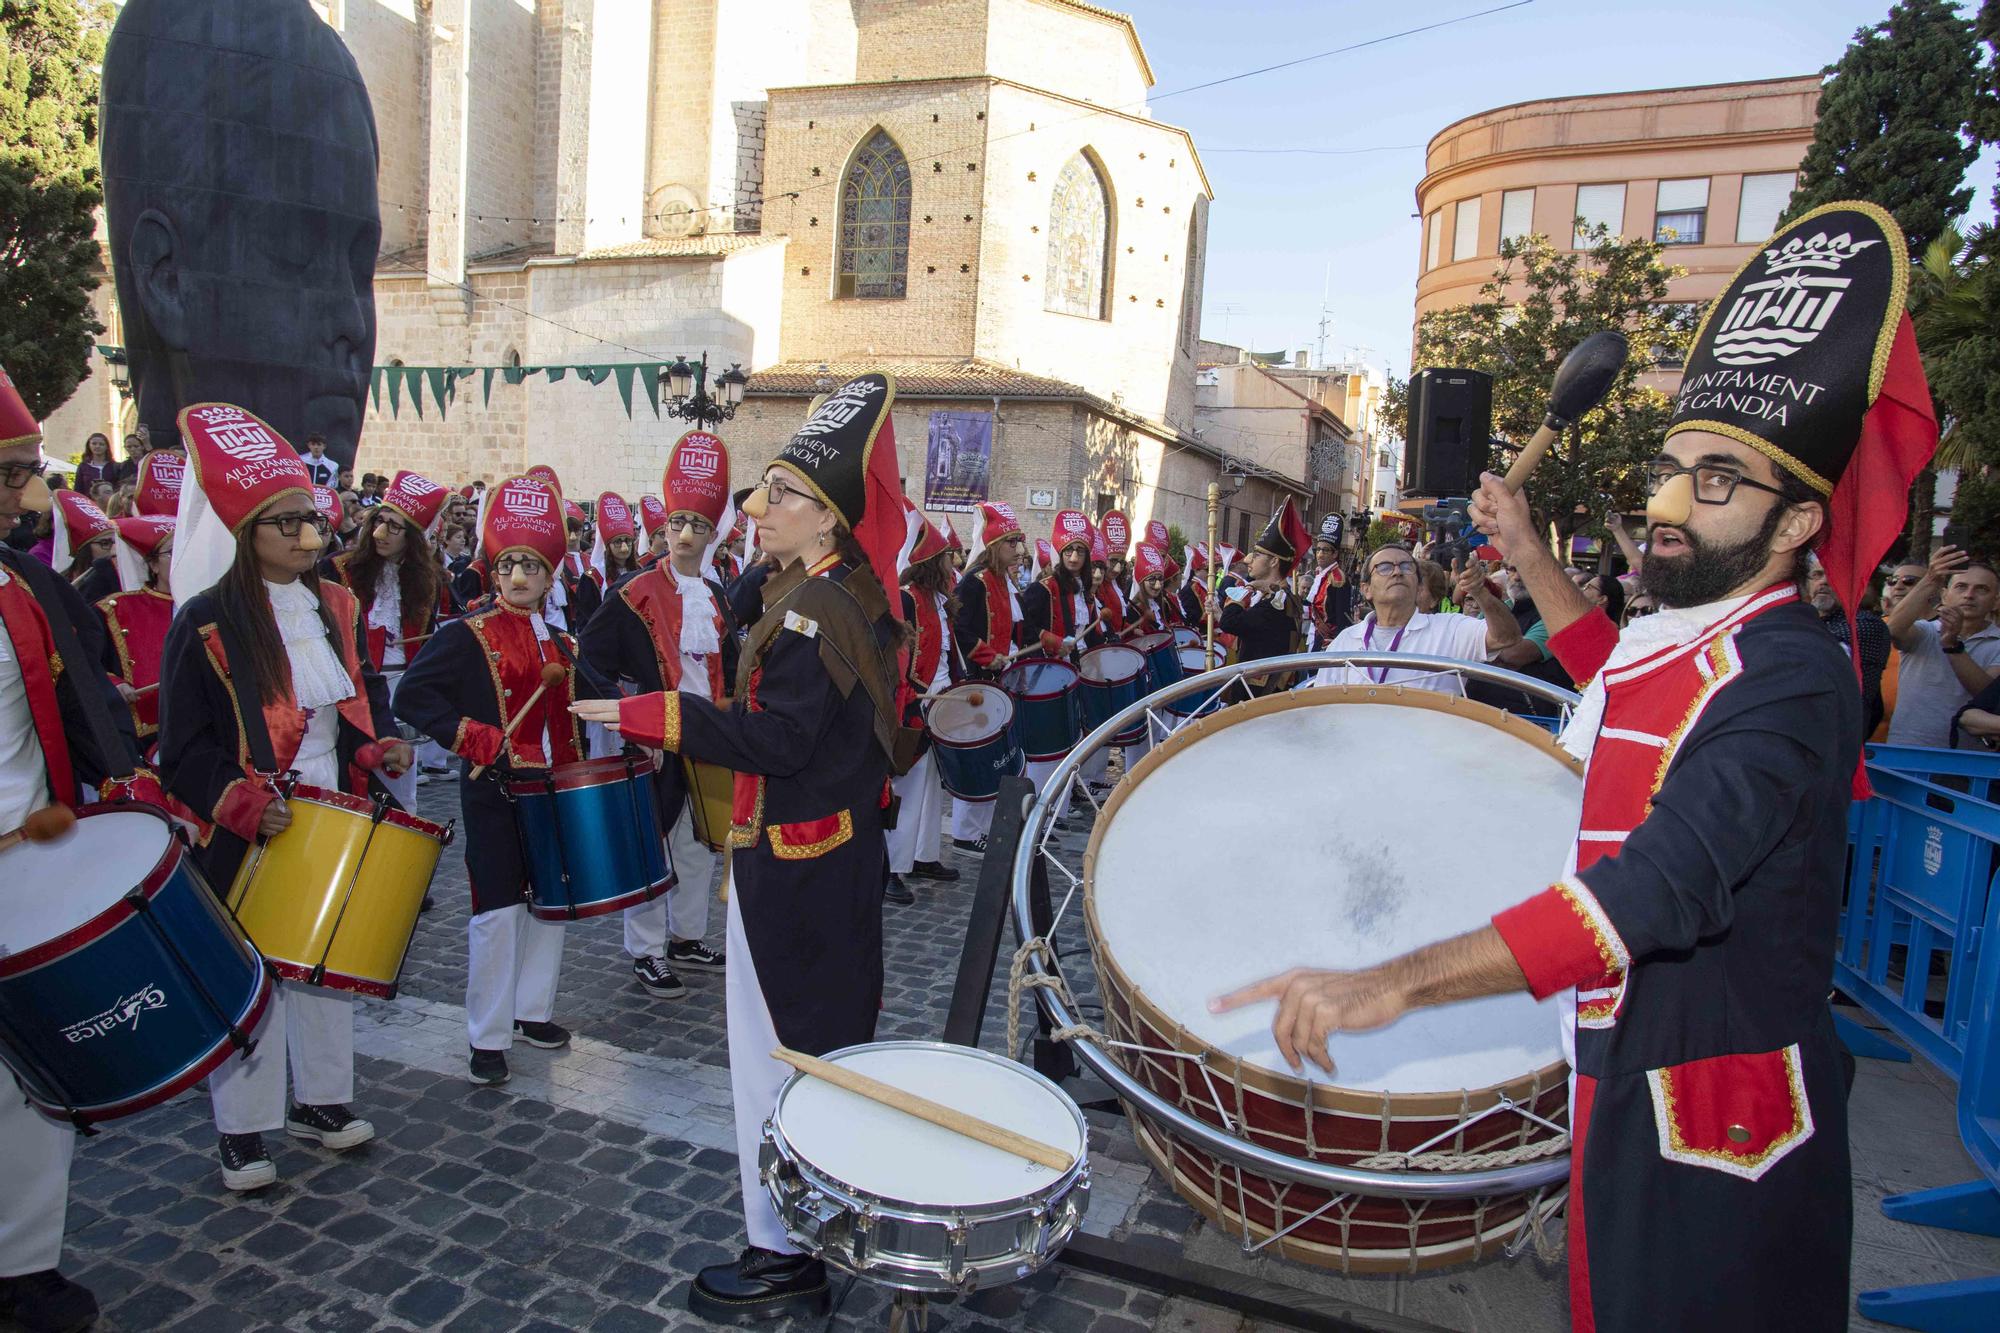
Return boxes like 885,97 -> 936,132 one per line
923,410 -> 992,511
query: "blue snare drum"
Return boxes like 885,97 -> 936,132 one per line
1079,645 -> 1150,746
0,805 -> 273,1129
928,685 -> 1024,802
1166,645 -> 1228,719
1130,632 -> 1181,695
508,754 -> 673,921
1001,658 -> 1083,762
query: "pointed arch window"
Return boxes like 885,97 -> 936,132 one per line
1179,202 -> 1205,353
1045,151 -> 1111,319
838,129 -> 911,299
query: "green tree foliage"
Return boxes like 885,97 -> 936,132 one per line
1385,227 -> 1693,536
1784,0 -> 1981,254
0,0 -> 115,418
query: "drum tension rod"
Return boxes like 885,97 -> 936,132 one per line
125,890 -> 259,1057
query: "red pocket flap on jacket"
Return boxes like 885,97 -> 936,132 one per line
767,810 -> 854,860
1646,1043 -> 1814,1182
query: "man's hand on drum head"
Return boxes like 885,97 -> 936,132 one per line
257,799 -> 293,839
1208,967 -> 1410,1077
1467,472 -> 1535,555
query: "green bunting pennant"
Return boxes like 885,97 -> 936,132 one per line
613,365 -> 635,418
425,368 -> 449,419
545,367 -> 567,384
404,366 -> 425,419
370,367 -> 385,413
386,368 -> 403,417
640,364 -> 661,417
503,366 -> 528,386
482,368 -> 496,406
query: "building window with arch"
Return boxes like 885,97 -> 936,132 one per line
1178,205 -> 1203,353
1045,151 -> 1112,319
837,128 -> 911,299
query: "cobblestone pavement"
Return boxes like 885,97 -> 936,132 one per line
40,775 -> 2000,1332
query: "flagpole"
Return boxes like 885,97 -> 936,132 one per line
1205,482 -> 1219,664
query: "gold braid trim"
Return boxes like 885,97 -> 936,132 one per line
767,810 -> 854,860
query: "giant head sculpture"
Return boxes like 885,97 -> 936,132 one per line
101,0 -> 380,464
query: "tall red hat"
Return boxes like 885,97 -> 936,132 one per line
0,365 -> 39,448
526,463 -> 563,497
638,495 -> 669,537
481,476 -> 566,571
1144,519 -> 1169,550
1132,543 -> 1166,582
1089,527 -> 1109,564
134,450 -> 185,517
379,470 -> 449,537
943,515 -> 964,552
1051,509 -> 1092,553
52,491 -> 115,570
665,430 -> 731,526
563,499 -> 586,528
1101,510 -> 1130,559
312,485 -> 342,523
970,501 -> 1023,564
1034,538 -> 1054,572
595,493 -> 637,542
112,515 -> 175,592
895,497 -> 951,574
172,403 -> 315,605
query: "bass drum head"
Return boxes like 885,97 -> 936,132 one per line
930,685 -> 1013,744
0,809 -> 170,951
1002,658 -> 1078,698
772,1042 -> 1085,1208
1088,687 -> 1578,1093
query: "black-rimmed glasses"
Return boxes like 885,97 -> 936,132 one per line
667,515 -> 714,535
0,459 -> 48,489
254,512 -> 332,538
1643,460 -> 1789,506
757,478 -> 825,509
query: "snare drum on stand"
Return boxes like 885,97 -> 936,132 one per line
227,781 -> 453,998
0,805 -> 273,1129
508,753 -> 674,920
1077,645 -> 1149,747
1128,632 -> 1181,695
1082,686 -> 1582,1271
927,684 -> 1024,803
999,658 -> 1082,764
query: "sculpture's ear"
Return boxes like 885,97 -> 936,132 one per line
128,209 -> 188,352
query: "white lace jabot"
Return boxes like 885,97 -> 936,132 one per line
265,579 -> 355,711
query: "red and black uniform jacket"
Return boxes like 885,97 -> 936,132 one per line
393,600 -> 611,913
96,586 -> 174,745
616,555 -> 895,1053
952,567 -> 1023,677
157,581 -> 393,887
1020,572 -> 1102,659
1489,587 -> 1858,1333
578,565 -> 739,830
324,550 -> 450,672
0,547 -> 156,808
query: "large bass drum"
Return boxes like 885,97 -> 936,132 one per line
1083,685 -> 1581,1272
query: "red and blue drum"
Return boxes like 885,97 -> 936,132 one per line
1165,644 -> 1229,720
1078,645 -> 1149,746
1129,631 -> 1180,695
1001,658 -> 1083,763
0,804 -> 273,1129
508,754 -> 673,921
928,685 -> 1024,802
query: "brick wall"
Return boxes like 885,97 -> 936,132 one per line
466,0 -> 540,260
339,0 -> 428,255
983,0 -> 1150,109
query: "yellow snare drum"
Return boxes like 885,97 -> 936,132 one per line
681,758 -> 736,853
227,783 -> 453,998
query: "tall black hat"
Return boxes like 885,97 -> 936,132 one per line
1251,497 -> 1309,572
767,372 -> 907,596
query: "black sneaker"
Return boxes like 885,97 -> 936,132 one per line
883,874 -> 915,906
688,1247 -> 830,1324
632,956 -> 688,997
0,1268 -> 98,1333
951,836 -> 987,854
218,1132 -> 276,1192
513,1019 -> 572,1049
285,1103 -> 376,1151
469,1048 -> 510,1085
908,859 -> 960,883
665,939 -> 726,971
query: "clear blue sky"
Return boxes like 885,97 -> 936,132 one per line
1124,0 -> 1999,380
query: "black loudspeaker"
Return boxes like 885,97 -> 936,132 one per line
1405,367 -> 1493,498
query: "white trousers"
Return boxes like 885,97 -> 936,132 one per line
950,796 -> 994,841
724,890 -> 795,1254
885,750 -> 944,873
208,984 -> 356,1133
467,904 -> 566,1051
0,1090 -> 72,1277
623,805 -> 715,957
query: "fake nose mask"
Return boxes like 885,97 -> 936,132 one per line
741,487 -> 770,521
509,567 -> 531,591
17,473 -> 50,514
297,523 -> 325,552
1646,473 -> 1694,527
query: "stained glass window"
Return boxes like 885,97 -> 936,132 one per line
1045,151 -> 1110,319
838,129 -> 911,299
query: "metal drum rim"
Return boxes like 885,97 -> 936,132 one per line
0,802 -> 183,979
281,783 -> 454,842
1008,651 -> 1581,1200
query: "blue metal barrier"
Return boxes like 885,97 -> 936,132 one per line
1842,748 -> 2000,1331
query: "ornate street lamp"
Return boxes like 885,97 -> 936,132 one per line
664,351 -> 747,428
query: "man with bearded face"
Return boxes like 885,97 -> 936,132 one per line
1217,203 -> 1940,1332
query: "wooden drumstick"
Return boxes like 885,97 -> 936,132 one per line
470,662 -> 568,780
131,681 -> 160,697
0,805 -> 76,855
913,687 -> 986,705
771,1047 -> 1075,1172
1500,330 -> 1630,492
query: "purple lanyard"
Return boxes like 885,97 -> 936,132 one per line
1362,615 -> 1408,683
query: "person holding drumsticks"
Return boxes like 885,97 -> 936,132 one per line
1218,202 -> 1933,1333
948,500 -> 1030,853
1214,499 -> 1308,692
394,475 -> 609,1087
96,515 -> 177,755
157,404 -> 412,1192
573,373 -> 914,1324
887,505 -> 965,901
1020,509 -> 1103,793
578,431 -> 740,998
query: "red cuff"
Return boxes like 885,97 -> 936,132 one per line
1039,630 -> 1066,655
455,719 -> 505,766
101,770 -> 167,810
971,642 -> 1002,667
213,777 -> 277,843
618,691 -> 681,751
1548,609 -> 1621,686
1493,878 -> 1631,1000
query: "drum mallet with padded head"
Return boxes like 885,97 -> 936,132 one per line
772,1047 -> 1076,1172
0,805 -> 77,855
1499,330 -> 1631,492
470,662 -> 569,780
